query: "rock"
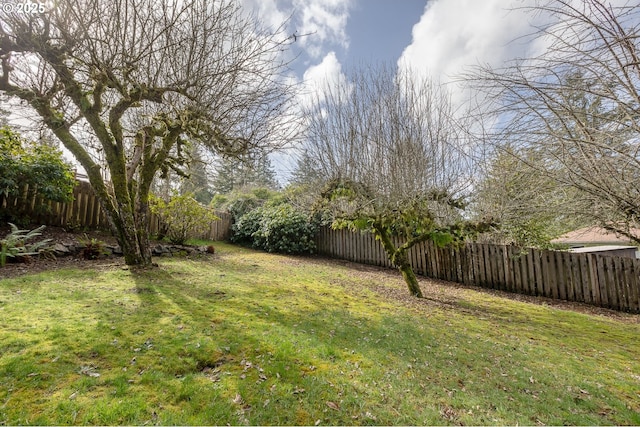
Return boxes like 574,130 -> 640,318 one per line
53,243 -> 70,255
152,245 -> 169,255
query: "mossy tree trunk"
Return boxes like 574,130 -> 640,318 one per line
373,222 -> 424,298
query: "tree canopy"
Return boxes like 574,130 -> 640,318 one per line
469,0 -> 640,243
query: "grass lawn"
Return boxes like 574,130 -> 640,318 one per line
1,242 -> 639,425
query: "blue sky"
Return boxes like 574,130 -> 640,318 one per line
250,0 -> 635,182
251,0 -> 549,181
297,0 -> 427,74
344,0 -> 426,66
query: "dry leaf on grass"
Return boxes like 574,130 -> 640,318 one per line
326,401 -> 340,410
232,393 -> 243,405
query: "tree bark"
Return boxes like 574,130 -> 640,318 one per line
394,250 -> 424,298
374,223 -> 424,298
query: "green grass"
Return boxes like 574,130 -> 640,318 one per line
1,242 -> 639,425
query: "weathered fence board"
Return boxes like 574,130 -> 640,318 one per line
315,227 -> 640,313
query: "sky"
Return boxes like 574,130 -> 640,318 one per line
255,0 -> 549,182
12,0 -> 629,185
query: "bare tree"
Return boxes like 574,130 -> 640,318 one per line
473,144 -> 586,247
469,0 -> 640,243
306,64 -> 484,298
0,0 -> 300,265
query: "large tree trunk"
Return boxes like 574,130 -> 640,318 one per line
374,224 -> 424,298
98,195 -> 152,266
117,218 -> 151,266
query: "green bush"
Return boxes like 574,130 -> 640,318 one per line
149,193 -> 219,245
230,206 -> 264,245
210,187 -> 281,221
0,127 -> 75,225
232,203 -> 317,254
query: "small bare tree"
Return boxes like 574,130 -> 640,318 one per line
469,0 -> 640,243
306,64 -> 483,298
0,0 -> 300,265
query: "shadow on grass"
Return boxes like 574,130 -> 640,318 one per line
1,250 -> 639,425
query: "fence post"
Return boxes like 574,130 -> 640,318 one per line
629,259 -> 640,313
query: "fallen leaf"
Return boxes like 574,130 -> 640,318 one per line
79,366 -> 100,377
315,420 -> 321,426
293,387 -> 305,394
326,401 -> 340,411
233,393 -> 243,405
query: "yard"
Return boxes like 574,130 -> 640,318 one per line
1,242 -> 639,425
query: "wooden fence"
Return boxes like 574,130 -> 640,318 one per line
147,209 -> 232,241
1,180 -> 232,241
316,227 -> 640,313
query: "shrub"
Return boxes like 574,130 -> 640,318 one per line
230,206 -> 264,245
0,127 -> 75,226
210,187 -> 281,221
232,203 -> 317,254
150,193 -> 219,245
79,234 -> 106,260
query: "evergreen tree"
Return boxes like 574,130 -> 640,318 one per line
212,155 -> 279,194
180,146 -> 213,204
290,149 -> 323,187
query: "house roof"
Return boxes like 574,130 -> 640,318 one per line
551,226 -> 639,246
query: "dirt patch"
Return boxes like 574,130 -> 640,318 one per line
0,226 -> 217,279
0,253 -> 129,279
1,226 -> 122,279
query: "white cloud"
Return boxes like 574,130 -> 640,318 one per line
241,0 -> 353,72
399,0 -> 539,81
398,0 -> 639,111
303,51 -> 344,87
398,0 -> 547,108
293,0 -> 353,59
299,51 -> 349,107
241,0 -> 290,31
